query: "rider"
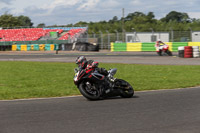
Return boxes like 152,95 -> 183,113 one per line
155,39 -> 165,48
75,56 -> 108,76
76,56 -> 111,93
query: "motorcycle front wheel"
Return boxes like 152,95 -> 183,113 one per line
78,81 -> 102,100
157,50 -> 162,56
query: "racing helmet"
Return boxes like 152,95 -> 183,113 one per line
76,56 -> 87,68
157,39 -> 162,42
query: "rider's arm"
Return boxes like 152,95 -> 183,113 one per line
160,41 -> 165,45
155,42 -> 159,47
91,62 -> 99,68
86,60 -> 99,69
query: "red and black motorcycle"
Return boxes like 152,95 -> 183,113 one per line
74,67 -> 134,100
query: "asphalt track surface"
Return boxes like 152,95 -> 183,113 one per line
0,51 -> 200,133
1,88 -> 200,133
1,50 -> 200,65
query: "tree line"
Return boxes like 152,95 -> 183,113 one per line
0,13 -> 33,28
1,11 -> 200,33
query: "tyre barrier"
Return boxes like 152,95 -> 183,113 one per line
192,46 -> 200,58
178,46 -> 184,58
184,46 -> 193,58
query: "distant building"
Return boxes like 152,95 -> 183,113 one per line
126,32 -> 169,42
192,31 -> 200,42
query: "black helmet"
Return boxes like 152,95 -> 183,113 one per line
76,56 -> 87,68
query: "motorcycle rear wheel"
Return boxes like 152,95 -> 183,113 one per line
79,81 -> 102,100
115,79 -> 134,98
166,50 -> 172,56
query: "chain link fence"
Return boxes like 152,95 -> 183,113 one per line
0,28 -> 194,50
84,30 -> 192,50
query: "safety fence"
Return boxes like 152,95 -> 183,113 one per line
0,43 -> 98,51
1,42 -> 200,52
111,42 -> 200,52
0,40 -> 69,45
0,44 -> 59,51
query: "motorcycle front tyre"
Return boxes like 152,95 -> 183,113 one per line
78,81 -> 102,100
157,51 -> 162,56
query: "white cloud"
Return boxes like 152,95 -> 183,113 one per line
1,0 -> 200,26
99,0 -> 120,8
78,0 -> 100,11
188,12 -> 200,19
44,0 -> 81,10
131,0 -> 142,6
0,0 -> 14,4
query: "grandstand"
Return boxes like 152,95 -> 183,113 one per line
0,27 -> 87,42
0,26 -> 101,52
59,28 -> 86,40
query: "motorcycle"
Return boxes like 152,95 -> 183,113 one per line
156,44 -> 172,56
73,67 -> 134,100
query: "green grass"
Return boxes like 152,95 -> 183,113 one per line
0,61 -> 200,100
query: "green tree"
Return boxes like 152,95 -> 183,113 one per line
161,11 -> 190,23
109,16 -> 118,23
125,12 -> 145,21
0,13 -> 33,28
17,15 -> 33,27
37,23 -> 46,28
0,14 -> 21,27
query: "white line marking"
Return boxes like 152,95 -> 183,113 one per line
0,95 -> 82,102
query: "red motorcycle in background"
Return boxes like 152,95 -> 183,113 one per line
156,44 -> 172,56
74,67 -> 134,100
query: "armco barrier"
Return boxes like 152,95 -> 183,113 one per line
142,43 -> 155,51
188,42 -> 200,51
111,42 -> 200,52
21,45 -> 27,51
44,44 -> 55,51
16,44 -> 21,51
45,44 -> 51,51
0,40 -> 69,45
10,44 -> 57,51
3,42 -> 200,52
27,44 -> 32,51
39,44 -> 45,51
127,43 -> 142,51
113,43 -> 127,52
12,45 -> 17,51
172,42 -> 188,52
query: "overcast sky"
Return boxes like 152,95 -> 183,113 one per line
0,0 -> 200,26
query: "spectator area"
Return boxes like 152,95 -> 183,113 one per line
59,28 -> 86,40
0,27 -> 87,42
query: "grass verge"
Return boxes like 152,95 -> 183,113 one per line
0,61 -> 200,100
